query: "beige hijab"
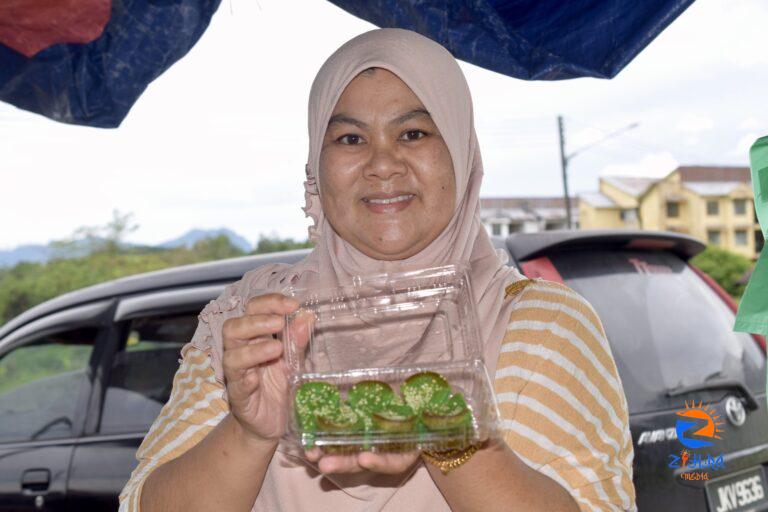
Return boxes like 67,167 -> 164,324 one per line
189,27 -> 526,511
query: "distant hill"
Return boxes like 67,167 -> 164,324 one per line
0,228 -> 252,268
158,228 -> 252,253
0,244 -> 51,267
0,238 -> 101,267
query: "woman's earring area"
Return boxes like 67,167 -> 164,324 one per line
305,163 -> 319,194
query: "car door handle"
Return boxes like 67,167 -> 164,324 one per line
21,469 -> 50,493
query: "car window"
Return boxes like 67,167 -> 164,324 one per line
547,249 -> 766,415
99,313 -> 198,434
0,327 -> 96,443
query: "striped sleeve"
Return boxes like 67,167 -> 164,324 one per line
494,279 -> 637,512
118,346 -> 229,512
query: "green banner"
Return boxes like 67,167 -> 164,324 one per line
734,135 -> 768,336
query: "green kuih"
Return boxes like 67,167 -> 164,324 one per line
295,372 -> 474,452
372,403 -> 417,433
422,392 -> 472,431
316,403 -> 365,454
316,404 -> 363,433
348,380 -> 396,414
372,403 -> 418,451
347,380 -> 396,448
294,381 -> 341,433
401,371 -> 451,413
426,387 -> 452,408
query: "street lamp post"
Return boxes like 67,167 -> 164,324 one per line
557,116 -> 639,229
557,116 -> 571,229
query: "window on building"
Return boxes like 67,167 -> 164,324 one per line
508,223 -> 523,233
735,230 -> 748,246
491,223 -> 501,236
707,230 -> 721,246
666,202 -> 679,218
733,199 -> 747,216
620,209 -> 638,222
706,200 -> 719,216
544,221 -> 566,231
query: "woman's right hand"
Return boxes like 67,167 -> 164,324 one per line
221,293 -> 314,444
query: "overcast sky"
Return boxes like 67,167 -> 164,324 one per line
1,0 -> 766,250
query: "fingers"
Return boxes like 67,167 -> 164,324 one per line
222,314 -> 284,348
288,309 -> 316,351
223,339 -> 283,375
237,367 -> 261,396
317,454 -> 363,474
245,293 -> 299,316
304,447 -> 323,462
309,450 -> 420,475
357,451 -> 420,475
223,294 -> 302,350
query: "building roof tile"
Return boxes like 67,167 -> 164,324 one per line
601,175 -> 659,197
579,191 -> 618,208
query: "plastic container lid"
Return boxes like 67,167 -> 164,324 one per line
282,263 -> 500,453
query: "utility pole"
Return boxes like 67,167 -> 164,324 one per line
557,115 -> 572,229
556,116 -> 639,231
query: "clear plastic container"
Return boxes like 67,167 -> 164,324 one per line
282,263 -> 500,453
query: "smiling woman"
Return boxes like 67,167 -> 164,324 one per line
319,67 -> 456,260
118,27 -> 636,512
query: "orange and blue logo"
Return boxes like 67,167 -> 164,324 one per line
668,400 -> 726,480
675,400 -> 726,449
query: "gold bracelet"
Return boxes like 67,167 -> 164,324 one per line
422,443 -> 480,475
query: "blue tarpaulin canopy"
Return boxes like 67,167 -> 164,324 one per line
0,0 -> 694,128
0,0 -> 222,128
329,0 -> 694,80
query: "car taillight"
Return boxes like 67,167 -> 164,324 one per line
520,256 -> 564,284
689,263 -> 766,353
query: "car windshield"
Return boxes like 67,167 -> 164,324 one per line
548,249 -> 766,415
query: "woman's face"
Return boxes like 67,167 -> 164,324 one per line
319,68 -> 456,261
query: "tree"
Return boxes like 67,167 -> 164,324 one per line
690,246 -> 754,299
51,209 -> 138,258
0,219 -> 314,327
192,235 -> 246,260
103,209 -> 139,254
252,234 -> 313,254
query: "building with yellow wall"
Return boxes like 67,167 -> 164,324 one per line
579,166 -> 763,259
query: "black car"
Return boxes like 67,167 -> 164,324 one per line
0,230 -> 765,511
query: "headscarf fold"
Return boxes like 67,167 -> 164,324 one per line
187,27 -> 527,511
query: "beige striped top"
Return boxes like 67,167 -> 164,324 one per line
119,278 -> 637,511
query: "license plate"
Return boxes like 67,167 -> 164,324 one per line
706,465 -> 768,512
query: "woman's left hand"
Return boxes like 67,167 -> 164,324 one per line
304,448 -> 420,475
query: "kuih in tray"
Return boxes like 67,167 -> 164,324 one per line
282,264 -> 499,453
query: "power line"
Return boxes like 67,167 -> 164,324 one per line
566,116 -> 688,159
